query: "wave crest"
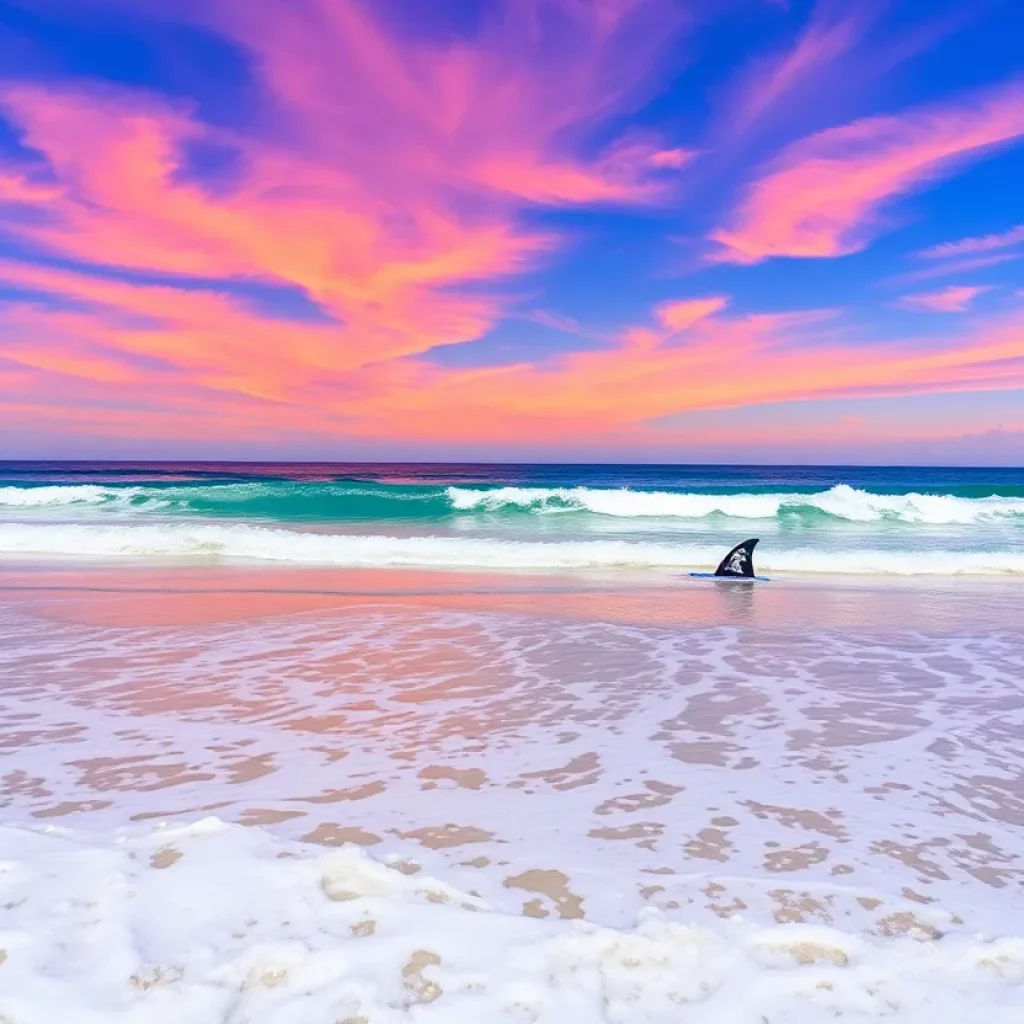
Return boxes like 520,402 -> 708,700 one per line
2,481 -> 1022,526
1,522 -> 1021,574
0,484 -> 132,507
447,483 -> 1024,524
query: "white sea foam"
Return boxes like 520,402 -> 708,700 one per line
0,520 -> 1021,573
1,817 -> 1023,1024
0,483 -> 130,507
447,483 -> 1024,523
1,481 -> 1022,525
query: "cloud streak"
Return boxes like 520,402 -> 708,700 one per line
917,224 -> 1024,260
711,80 -> 1024,264
896,285 -> 991,313
724,2 -> 869,138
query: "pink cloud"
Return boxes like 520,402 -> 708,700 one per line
199,0 -> 690,205
470,133 -> 695,207
655,297 -> 729,333
0,172 -> 61,203
0,0 -> 693,389
621,297 -> 728,350
0,83 -> 558,375
916,224 -> 1024,260
711,80 -> 1024,264
647,148 -> 693,169
471,150 -> 669,206
897,285 -> 992,313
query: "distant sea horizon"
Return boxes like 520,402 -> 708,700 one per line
1,458 -> 1021,468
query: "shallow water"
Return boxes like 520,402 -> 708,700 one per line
1,567 -> 1023,1021
3,571 -> 1023,929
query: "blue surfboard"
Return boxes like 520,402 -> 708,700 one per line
689,572 -> 770,581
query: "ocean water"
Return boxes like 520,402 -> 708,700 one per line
1,462 -> 1023,1022
1,461 -> 1023,575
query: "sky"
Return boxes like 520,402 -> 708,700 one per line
0,0 -> 1022,464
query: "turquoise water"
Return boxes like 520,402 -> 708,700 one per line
0,462 -> 1022,574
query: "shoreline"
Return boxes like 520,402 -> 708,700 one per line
2,561 -> 1022,632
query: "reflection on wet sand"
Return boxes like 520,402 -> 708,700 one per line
2,563 -> 1020,632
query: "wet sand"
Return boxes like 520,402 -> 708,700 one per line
1,562 -> 1020,631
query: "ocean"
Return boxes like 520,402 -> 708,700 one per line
1,461 -> 1023,574
1,462 -> 1023,1022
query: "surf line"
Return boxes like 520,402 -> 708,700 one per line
690,538 -> 769,581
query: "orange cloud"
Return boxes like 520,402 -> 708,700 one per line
711,80 -> 1024,263
332,303 -> 1024,446
3,272 -> 1023,450
1,339 -> 147,385
896,285 -> 992,313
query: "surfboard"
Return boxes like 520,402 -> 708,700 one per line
689,572 -> 770,581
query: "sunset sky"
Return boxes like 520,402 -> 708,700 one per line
0,0 -> 1022,463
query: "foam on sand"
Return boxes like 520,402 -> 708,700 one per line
2,817 -> 1023,1024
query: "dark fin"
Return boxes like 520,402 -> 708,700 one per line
713,538 -> 759,578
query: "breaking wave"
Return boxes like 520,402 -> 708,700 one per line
0,484 -> 137,507
446,483 -> 1024,524
0,521 -> 1021,574
1,480 -> 1022,524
